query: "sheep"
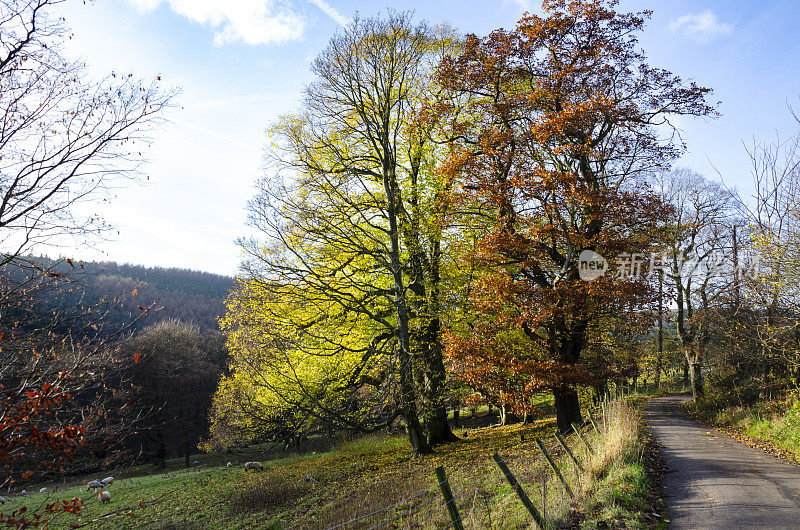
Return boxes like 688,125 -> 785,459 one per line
98,491 -> 111,504
226,462 -> 232,467
0,495 -> 5,504
39,487 -> 47,494
87,480 -> 103,491
192,460 -> 200,466
20,490 -> 26,496
100,477 -> 114,486
243,461 -> 263,472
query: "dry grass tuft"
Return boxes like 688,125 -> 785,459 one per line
226,475 -> 312,514
585,397 -> 643,482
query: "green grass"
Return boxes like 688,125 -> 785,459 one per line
580,461 -> 651,529
1,401 -> 657,529
1,416 -> 562,528
687,393 -> 800,460
745,403 -> 800,456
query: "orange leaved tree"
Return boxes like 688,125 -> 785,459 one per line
437,0 -> 716,432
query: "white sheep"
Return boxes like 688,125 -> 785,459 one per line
192,460 -> 200,466
39,487 -> 47,494
243,461 -> 263,472
20,490 -> 26,496
226,462 -> 232,467
87,480 -> 103,491
100,477 -> 114,486
98,491 -> 111,504
0,495 -> 5,504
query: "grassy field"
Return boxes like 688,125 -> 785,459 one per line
1,397 -> 654,529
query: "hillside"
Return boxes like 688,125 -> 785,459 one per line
0,256 -> 236,333
0,397 -> 653,529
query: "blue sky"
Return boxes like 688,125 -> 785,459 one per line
53,0 -> 800,276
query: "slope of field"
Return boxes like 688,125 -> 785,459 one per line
1,399 -> 653,529
2,417 -> 560,529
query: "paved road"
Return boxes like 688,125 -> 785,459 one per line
645,395 -> 800,529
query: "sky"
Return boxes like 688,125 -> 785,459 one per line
48,0 -> 800,277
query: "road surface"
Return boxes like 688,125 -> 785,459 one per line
645,395 -> 800,529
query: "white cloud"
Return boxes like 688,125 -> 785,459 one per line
503,0 -> 533,11
307,0 -> 350,26
124,0 -> 351,46
669,9 -> 733,44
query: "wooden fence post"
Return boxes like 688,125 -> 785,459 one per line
587,410 -> 601,435
571,423 -> 594,455
554,432 -> 584,473
535,438 -> 574,499
435,466 -> 464,530
492,453 -> 545,529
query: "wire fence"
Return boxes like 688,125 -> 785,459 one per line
309,391 -> 631,530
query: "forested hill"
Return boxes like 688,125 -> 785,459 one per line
88,261 -> 234,300
3,257 -> 236,333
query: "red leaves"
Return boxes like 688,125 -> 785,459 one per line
137,305 -> 147,311
437,0 -> 715,409
0,381 -> 84,475
133,352 -> 141,363
0,497 -> 85,527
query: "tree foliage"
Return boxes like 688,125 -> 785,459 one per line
213,13 -> 462,455
435,0 -> 715,431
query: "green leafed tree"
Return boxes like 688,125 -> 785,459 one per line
213,13 -> 463,455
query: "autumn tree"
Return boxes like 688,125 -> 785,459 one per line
437,0 -> 715,431
222,13 -> 462,455
119,321 -> 223,468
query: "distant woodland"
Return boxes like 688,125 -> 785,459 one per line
1,256 -> 234,334
0,256 -> 234,473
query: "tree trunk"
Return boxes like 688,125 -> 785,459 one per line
425,400 -> 455,445
420,318 -> 457,445
452,406 -> 460,428
155,429 -> 166,469
554,385 -> 582,433
386,171 -> 431,457
683,360 -> 689,388
593,381 -> 608,404
688,357 -> 704,400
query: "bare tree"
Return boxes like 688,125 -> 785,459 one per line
0,1 -> 173,524
735,120 -> 800,391
657,168 -> 737,399
0,0 -> 174,265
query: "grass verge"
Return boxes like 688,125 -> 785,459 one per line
564,398 -> 667,529
685,392 -> 800,461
